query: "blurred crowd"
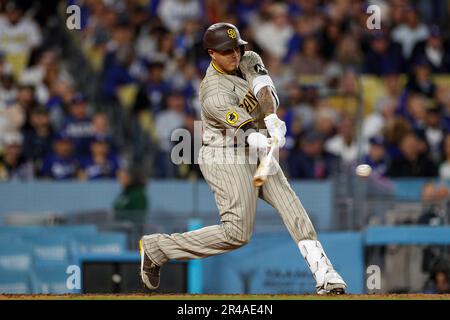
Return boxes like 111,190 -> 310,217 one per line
1,0 -> 450,181
0,0 -> 124,181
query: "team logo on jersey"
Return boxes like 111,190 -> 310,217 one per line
226,111 -> 239,125
239,91 -> 258,113
254,64 -> 268,75
227,29 -> 237,39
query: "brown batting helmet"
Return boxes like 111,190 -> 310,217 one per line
203,23 -> 248,54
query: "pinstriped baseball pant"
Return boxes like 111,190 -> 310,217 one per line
142,146 -> 317,266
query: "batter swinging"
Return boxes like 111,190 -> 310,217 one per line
140,23 -> 347,295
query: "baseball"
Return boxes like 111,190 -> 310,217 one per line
356,164 -> 372,177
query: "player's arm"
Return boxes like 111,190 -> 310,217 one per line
241,51 -> 286,147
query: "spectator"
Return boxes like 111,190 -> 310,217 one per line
335,34 -> 363,69
438,85 -> 450,132
289,0 -> 324,36
45,81 -> 72,130
418,183 -> 449,225
157,0 -> 202,34
278,104 -> 303,151
386,133 -> 437,177
325,116 -> 358,165
425,268 -> 450,294
252,3 -> 294,59
363,31 -> 404,75
0,1 -> 42,56
113,166 -> 148,224
172,62 -> 201,97
320,19 -> 343,60
438,134 -> 450,180
79,136 -> 121,180
10,84 -> 39,130
313,106 -> 338,140
362,96 -> 398,146
82,2 -> 116,49
325,67 -> 360,115
263,55 -> 295,101
154,91 -> 187,178
287,83 -> 314,130
106,20 -> 135,54
40,132 -> 79,180
0,86 -> 24,152
291,36 -> 325,75
405,57 -> 436,98
135,17 -> 166,63
410,25 -> 450,73
391,6 -> 429,60
362,136 -> 389,177
383,116 -> 412,161
61,93 -> 94,157
235,0 -> 260,26
173,20 -> 202,59
20,49 -> 74,99
22,107 -> 53,170
424,104 -> 445,164
376,72 -> 402,109
418,185 -> 450,283
287,131 -> 339,179
0,71 -> 17,107
91,112 -> 117,151
102,44 -> 137,99
0,51 -> 13,76
0,131 -> 33,180
133,61 -> 172,113
405,93 -> 428,133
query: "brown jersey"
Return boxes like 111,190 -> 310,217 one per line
199,51 -> 269,147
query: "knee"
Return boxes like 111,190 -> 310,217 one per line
221,222 -> 251,248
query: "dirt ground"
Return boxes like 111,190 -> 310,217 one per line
0,294 -> 449,300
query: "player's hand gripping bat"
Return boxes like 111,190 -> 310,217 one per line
253,139 -> 278,187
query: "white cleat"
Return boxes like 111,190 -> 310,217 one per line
316,271 -> 347,295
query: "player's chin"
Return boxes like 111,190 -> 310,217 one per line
230,60 -> 239,69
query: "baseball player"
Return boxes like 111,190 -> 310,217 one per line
140,23 -> 347,294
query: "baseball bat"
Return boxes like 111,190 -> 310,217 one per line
253,143 -> 277,187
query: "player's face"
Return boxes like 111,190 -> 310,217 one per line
210,47 -> 241,74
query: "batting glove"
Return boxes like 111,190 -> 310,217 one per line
264,114 -> 286,148
248,132 -> 270,150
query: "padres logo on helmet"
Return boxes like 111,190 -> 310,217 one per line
227,28 -> 237,39
203,22 -> 248,52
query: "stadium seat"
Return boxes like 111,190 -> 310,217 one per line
117,83 -> 139,110
71,232 -> 127,255
82,43 -> 105,72
5,52 -> 29,80
434,75 -> 450,87
0,270 -> 32,294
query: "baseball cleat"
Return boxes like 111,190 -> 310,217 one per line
316,270 -> 347,295
139,239 -> 161,290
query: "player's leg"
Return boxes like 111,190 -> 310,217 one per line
259,162 -> 347,294
140,147 -> 258,289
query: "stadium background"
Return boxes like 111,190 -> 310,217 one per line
1,0 -> 450,295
